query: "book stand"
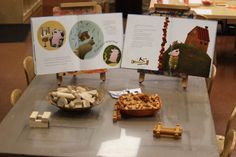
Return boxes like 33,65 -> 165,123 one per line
138,4 -> 196,89
56,70 -> 106,86
53,2 -> 107,86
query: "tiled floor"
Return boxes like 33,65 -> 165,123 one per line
0,32 -> 236,156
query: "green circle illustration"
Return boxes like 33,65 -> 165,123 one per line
69,20 -> 104,60
103,45 -> 121,66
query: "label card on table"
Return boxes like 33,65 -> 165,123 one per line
31,13 -> 123,75
121,14 -> 217,77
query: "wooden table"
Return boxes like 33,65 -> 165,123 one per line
149,0 -> 236,20
0,69 -> 219,157
150,0 -> 236,59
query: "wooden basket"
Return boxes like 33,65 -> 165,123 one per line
47,85 -> 104,111
120,108 -> 160,117
117,93 -> 162,117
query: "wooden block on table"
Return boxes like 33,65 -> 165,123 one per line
29,111 -> 39,120
29,119 -> 49,128
29,111 -> 51,128
42,112 -> 51,122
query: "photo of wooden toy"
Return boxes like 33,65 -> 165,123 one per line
131,57 -> 149,65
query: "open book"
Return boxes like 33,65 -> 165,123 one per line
32,14 -> 217,78
31,13 -> 123,75
121,15 -> 217,77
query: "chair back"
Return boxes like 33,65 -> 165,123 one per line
221,129 -> 236,157
225,105 -> 236,136
53,1 -> 102,16
23,56 -> 35,85
206,64 -> 217,95
10,89 -> 22,106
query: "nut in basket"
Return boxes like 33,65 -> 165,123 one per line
115,93 -> 162,117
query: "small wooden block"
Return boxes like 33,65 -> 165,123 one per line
29,111 -> 51,128
29,120 -> 49,128
113,110 -> 121,122
42,112 -> 51,122
153,122 -> 183,138
29,111 -> 39,120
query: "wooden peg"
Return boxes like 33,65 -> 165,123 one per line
100,72 -> 106,81
139,72 -> 145,83
181,74 -> 188,90
153,122 -> 183,138
113,110 -> 121,122
56,73 -> 63,86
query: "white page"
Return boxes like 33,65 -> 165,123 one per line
122,15 -> 165,71
122,15 -> 217,77
78,13 -> 123,70
31,15 -> 80,75
31,13 -> 123,75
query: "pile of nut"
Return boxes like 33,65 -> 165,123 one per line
116,93 -> 161,110
48,85 -> 99,110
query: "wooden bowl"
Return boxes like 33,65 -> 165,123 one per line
117,93 -> 162,117
120,108 -> 160,117
47,86 -> 104,111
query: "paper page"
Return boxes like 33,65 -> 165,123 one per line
31,15 -> 80,75
191,9 -> 212,15
122,15 -> 165,71
31,13 -> 123,75
121,15 -> 217,77
78,13 -> 123,70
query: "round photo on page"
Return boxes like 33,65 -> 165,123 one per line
69,20 -> 104,60
37,21 -> 66,50
103,45 -> 121,66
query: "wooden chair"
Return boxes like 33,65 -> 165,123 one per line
10,89 -> 22,106
195,14 -> 207,19
97,0 -> 111,13
53,1 -> 102,15
216,104 -> 236,154
220,129 -> 236,157
23,56 -> 35,85
206,64 -> 217,95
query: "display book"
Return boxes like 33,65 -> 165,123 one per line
31,13 -> 123,75
31,13 -> 217,78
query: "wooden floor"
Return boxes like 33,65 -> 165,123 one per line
0,13 -> 236,156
